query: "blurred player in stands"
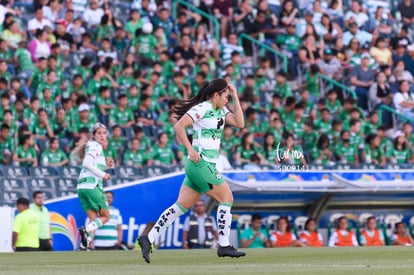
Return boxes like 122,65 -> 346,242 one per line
240,214 -> 270,248
270,216 -> 306,247
138,79 -> 245,263
391,222 -> 414,246
328,216 -> 359,247
360,216 -> 384,246
299,218 -> 324,247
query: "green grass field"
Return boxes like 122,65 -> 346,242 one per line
2,247 -> 414,275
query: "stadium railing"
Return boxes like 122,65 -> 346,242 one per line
237,33 -> 288,73
377,104 -> 414,128
317,73 -> 357,100
171,0 -> 220,43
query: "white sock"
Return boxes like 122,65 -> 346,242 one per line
148,203 -> 187,244
86,218 -> 102,232
217,203 -> 232,247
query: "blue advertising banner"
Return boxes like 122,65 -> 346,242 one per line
45,170 -> 414,251
46,173 -> 186,251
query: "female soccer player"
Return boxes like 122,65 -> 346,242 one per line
138,79 -> 245,263
75,123 -> 112,249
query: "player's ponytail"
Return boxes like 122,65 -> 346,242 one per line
175,78 -> 228,119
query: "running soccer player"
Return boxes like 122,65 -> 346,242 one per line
138,78 -> 246,263
75,123 -> 112,249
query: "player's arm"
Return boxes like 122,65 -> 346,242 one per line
12,231 -> 18,250
225,85 -> 244,128
174,114 -> 201,162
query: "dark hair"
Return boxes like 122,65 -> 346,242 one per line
317,134 -> 330,149
32,191 -> 43,199
263,132 -> 275,159
366,216 -> 376,224
105,191 -> 113,195
336,216 -> 347,230
175,79 -> 228,119
251,213 -> 262,222
394,222 -> 404,232
277,216 -> 292,232
16,197 -> 30,206
304,218 -> 317,231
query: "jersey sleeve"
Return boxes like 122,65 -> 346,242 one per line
186,102 -> 207,123
223,106 -> 230,116
86,141 -> 102,159
12,215 -> 22,233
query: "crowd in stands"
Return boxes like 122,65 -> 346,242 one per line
1,0 -> 414,171
239,214 -> 414,248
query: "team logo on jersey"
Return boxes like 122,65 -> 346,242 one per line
215,171 -> 223,180
195,113 -> 200,119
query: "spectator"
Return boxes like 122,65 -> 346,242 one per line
89,191 -> 123,250
42,0 -> 61,22
310,134 -> 334,165
403,44 -> 414,77
240,213 -> 270,248
95,14 -> 115,43
390,131 -> 413,164
134,93 -> 157,137
390,60 -> 413,84
393,80 -> 414,120
368,71 -> 392,112
40,136 -> 68,167
335,130 -> 359,166
132,22 -> 157,65
298,34 -> 323,67
2,20 -> 25,50
370,6 -> 392,36
299,218 -> 323,247
123,138 -> 146,167
279,0 -> 299,27
0,123 -> 13,165
82,0 -> 104,29
28,28 -> 51,64
148,132 -> 176,166
234,132 -> 263,165
328,216 -> 359,247
317,48 -> 342,79
12,197 -> 40,252
173,34 -> 196,66
360,216 -> 384,246
370,37 -> 392,66
72,103 -> 96,137
350,53 -> 375,110
125,9 -> 143,40
108,125 -> 125,156
344,0 -> 369,29
182,199 -> 219,249
220,33 -> 245,65
397,0 -> 414,26
212,0 -> 233,41
363,111 -> 381,136
342,22 -> 372,46
28,8 -> 53,34
261,132 -> 277,165
391,222 -> 414,246
30,191 -> 53,251
13,134 -> 38,167
318,14 -> 343,47
270,216 -> 306,247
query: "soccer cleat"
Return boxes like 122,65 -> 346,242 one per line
78,226 -> 89,249
137,235 -> 152,263
217,245 -> 246,258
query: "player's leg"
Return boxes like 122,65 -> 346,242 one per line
84,188 -> 109,233
204,163 -> 245,258
138,184 -> 199,263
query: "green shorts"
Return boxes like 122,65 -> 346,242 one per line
77,187 -> 108,212
183,158 -> 225,194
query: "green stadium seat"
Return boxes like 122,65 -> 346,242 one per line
59,166 -> 81,178
143,165 -> 172,177
3,166 -> 29,177
1,178 -> 27,191
1,190 -> 28,207
29,167 -> 60,178
54,178 -> 78,192
114,166 -> 144,179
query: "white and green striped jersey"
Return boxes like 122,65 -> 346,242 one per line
72,0 -> 89,13
187,101 -> 229,163
77,140 -> 106,189
94,206 -> 123,247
